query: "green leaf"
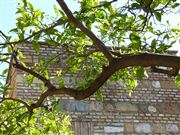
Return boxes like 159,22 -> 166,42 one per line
59,10 -> 65,18
26,74 -> 34,86
34,33 -> 41,41
7,46 -> 12,53
156,43 -> 171,53
128,79 -> 137,90
95,89 -> 104,101
154,12 -> 161,21
18,50 -> 25,58
53,5 -> 59,16
135,67 -> 144,80
20,60 -> 27,68
139,15 -> 146,20
163,34 -> 169,40
129,33 -> 140,43
170,40 -> 176,46
175,75 -> 180,87
45,40 -> 56,46
22,0 -> 27,8
44,70 -> 49,79
2,69 -> 8,76
9,28 -> 18,33
59,77 -> 64,88
32,41 -> 40,54
151,39 -> 156,51
172,3 -> 180,8
131,3 -> 140,9
27,2 -> 34,11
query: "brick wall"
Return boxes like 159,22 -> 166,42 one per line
8,44 -> 180,135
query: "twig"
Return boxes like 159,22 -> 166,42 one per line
12,63 -> 55,89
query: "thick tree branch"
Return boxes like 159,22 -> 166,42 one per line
30,53 -> 180,107
114,53 -> 180,69
56,0 -> 113,62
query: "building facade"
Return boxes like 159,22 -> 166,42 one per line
8,44 -> 180,135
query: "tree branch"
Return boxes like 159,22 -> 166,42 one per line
0,30 -> 8,39
114,53 -> 180,69
12,63 -> 55,89
56,0 -> 113,62
29,53 -> 180,109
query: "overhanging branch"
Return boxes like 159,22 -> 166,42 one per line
31,53 -> 180,104
114,53 -> 180,69
56,0 -> 113,62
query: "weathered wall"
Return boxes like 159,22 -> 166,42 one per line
9,44 -> 180,135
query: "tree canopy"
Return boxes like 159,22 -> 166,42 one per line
0,0 -> 180,134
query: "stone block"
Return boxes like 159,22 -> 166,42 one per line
166,124 -> 179,133
64,76 -> 74,84
75,102 -> 89,111
148,105 -> 157,113
152,81 -> 161,88
104,125 -> 124,133
60,100 -> 89,112
138,104 -> 148,113
160,81 -> 177,89
89,101 -> 103,111
115,102 -> 138,112
23,58 -> 32,63
152,124 -> 165,133
157,103 -> 179,114
125,123 -> 134,133
104,103 -> 114,111
135,123 -> 152,133
138,80 -> 152,88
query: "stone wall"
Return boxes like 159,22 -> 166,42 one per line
8,44 -> 180,135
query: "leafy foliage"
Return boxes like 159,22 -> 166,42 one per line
0,100 -> 73,135
0,0 -> 179,134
